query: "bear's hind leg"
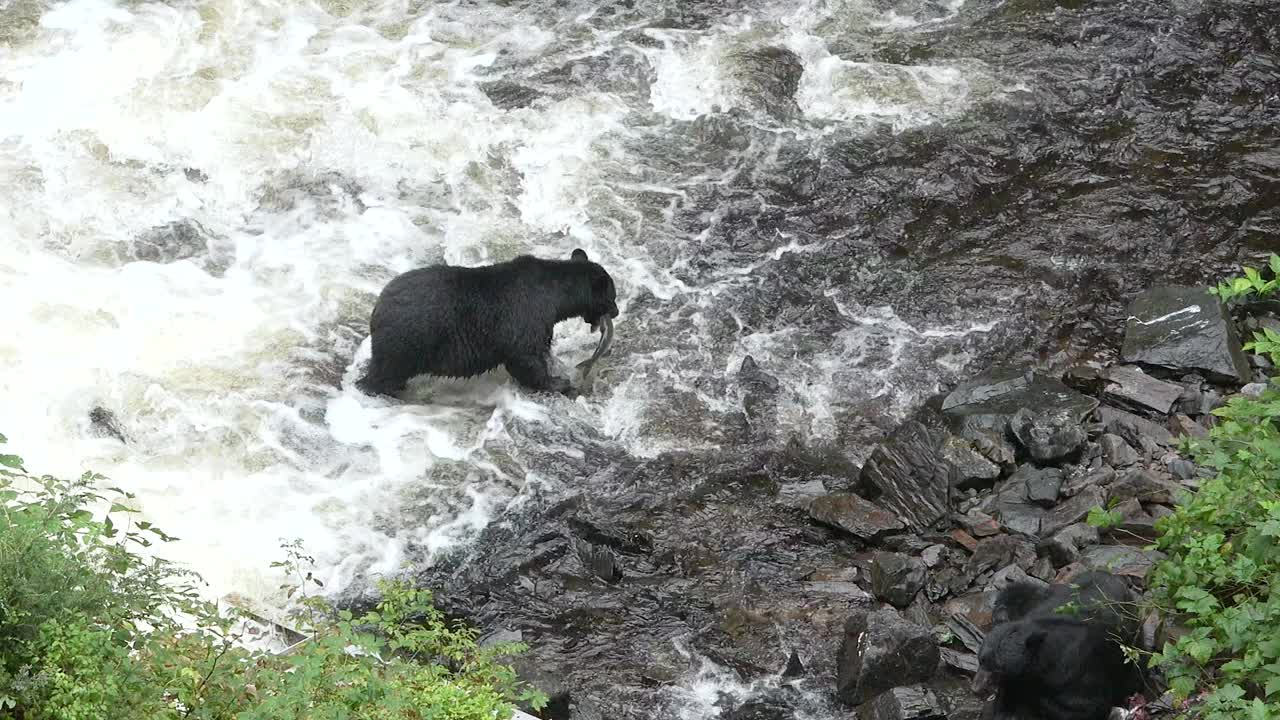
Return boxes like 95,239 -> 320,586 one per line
505,354 -> 577,398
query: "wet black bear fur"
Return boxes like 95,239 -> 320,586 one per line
978,571 -> 1142,720
356,248 -> 619,398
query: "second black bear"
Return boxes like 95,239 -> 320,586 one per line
977,571 -> 1143,720
356,248 -> 620,398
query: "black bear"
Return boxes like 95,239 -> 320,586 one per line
977,571 -> 1143,720
356,248 -> 619,398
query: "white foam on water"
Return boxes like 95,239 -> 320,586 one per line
0,4 -> 1005,714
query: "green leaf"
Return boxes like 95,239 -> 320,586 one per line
0,454 -> 23,469
1265,676 -> 1280,698
1270,253 -> 1280,276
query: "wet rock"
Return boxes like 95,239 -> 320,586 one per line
989,564 -> 1046,593
1102,365 -> 1184,415
128,219 -> 213,265
920,544 -> 947,569
724,695 -> 796,720
955,424 -> 1017,469
1059,466 -> 1115,499
964,535 -> 1035,584
1041,523 -> 1100,567
183,167 -> 208,183
836,609 -> 940,706
1168,458 -> 1198,482
940,647 -> 979,675
1176,379 -> 1223,416
88,406 -> 128,444
724,46 -> 804,120
1029,556 -> 1056,582
573,538 -> 624,582
942,367 -> 1100,433
870,552 -> 927,608
942,436 -> 1001,491
781,650 -> 805,679
988,471 -> 1047,536
1167,413 -> 1208,439
1107,468 -> 1185,506
1009,408 -> 1087,464
959,511 -> 1001,538
1099,434 -> 1139,467
1075,545 -> 1165,583
1020,466 -> 1064,507
739,356 -> 782,439
857,422 -> 955,532
1121,285 -> 1252,383
479,79 -> 544,110
1063,364 -> 1108,396
942,591 -> 997,638
1104,499 -> 1160,544
1241,382 -> 1269,398
856,685 -> 946,720
1040,485 -> 1106,538
809,494 -> 905,540
949,529 -> 979,553
1097,406 -> 1176,448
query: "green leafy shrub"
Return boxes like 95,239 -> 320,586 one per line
1145,375 -> 1280,719
1207,253 -> 1280,303
0,433 -> 546,719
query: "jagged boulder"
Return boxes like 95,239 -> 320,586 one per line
858,422 -> 955,531
836,609 -> 940,706
1121,285 -> 1252,383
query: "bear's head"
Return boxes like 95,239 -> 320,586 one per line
978,618 -> 1047,679
571,248 -> 620,329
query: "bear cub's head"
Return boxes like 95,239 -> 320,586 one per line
570,248 -> 620,328
978,618 -> 1048,679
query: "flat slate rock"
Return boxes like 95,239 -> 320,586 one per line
942,366 -> 1099,435
1121,285 -> 1252,383
1102,365 -> 1184,415
1097,406 -> 1176,448
809,494 -> 905,540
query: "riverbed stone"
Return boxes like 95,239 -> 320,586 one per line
942,436 -> 1001,491
1099,433 -> 1139,467
870,552 -> 927,608
1097,406 -> 1176,447
1102,365 -> 1184,415
857,422 -> 954,531
1121,285 -> 1252,383
856,685 -> 946,720
1019,466 -> 1064,507
809,494 -> 905,540
1040,485 -> 1106,538
1009,407 -> 1087,464
1040,523 -> 1100,567
1107,468 -> 1185,506
836,609 -> 940,705
942,366 -> 1099,429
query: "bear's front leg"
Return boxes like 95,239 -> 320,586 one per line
505,354 -> 579,398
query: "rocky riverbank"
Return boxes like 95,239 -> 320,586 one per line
383,282 -> 1276,720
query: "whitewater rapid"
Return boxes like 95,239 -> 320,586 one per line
0,0 -> 1003,678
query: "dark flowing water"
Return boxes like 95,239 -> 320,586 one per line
0,0 -> 1276,716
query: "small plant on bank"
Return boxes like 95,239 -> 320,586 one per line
1209,253 -> 1280,367
0,433 -> 546,719
1138,256 -> 1280,720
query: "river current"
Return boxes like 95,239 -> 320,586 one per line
1,0 -> 1275,716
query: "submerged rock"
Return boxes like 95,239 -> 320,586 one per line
1121,286 -> 1252,383
857,422 -> 955,531
479,79 -> 544,110
724,45 -> 805,120
836,609 -> 939,706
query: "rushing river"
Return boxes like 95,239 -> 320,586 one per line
1,0 -> 1276,716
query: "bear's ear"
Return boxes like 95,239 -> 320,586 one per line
571,248 -> 589,262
